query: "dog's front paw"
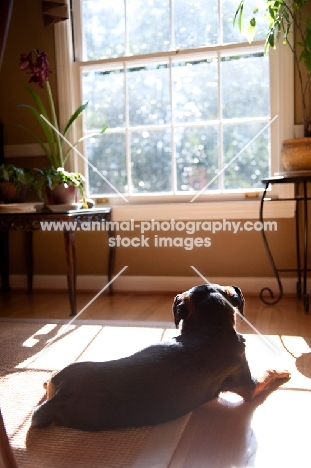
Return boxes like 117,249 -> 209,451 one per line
252,369 -> 291,399
269,369 -> 291,382
263,369 -> 291,385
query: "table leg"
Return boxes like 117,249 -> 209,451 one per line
0,232 -> 10,292
259,183 -> 283,305
294,183 -> 301,299
302,181 -> 309,312
25,231 -> 33,293
107,226 -> 115,295
64,230 -> 77,316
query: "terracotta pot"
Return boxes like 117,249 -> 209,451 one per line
0,182 -> 27,203
281,138 -> 311,171
46,184 -> 78,205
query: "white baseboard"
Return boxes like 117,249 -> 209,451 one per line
8,274 -> 304,295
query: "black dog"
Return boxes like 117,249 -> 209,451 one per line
31,284 -> 290,431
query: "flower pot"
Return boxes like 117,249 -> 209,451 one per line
281,138 -> 311,171
0,182 -> 27,203
46,184 -> 78,205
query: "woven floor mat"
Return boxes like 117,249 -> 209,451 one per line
0,320 -> 185,468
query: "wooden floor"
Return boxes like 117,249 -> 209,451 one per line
1,289 -> 311,467
1,289 -> 311,334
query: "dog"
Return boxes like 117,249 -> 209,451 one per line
31,284 -> 290,431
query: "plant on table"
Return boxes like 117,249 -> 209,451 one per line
0,164 -> 35,203
234,0 -> 311,137
19,49 -> 106,201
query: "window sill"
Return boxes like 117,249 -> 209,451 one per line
109,199 -> 295,221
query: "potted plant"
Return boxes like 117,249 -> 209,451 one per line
18,49 -> 106,203
234,0 -> 311,171
0,164 -> 34,203
35,167 -> 85,205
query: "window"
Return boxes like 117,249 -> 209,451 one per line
68,0 -> 292,204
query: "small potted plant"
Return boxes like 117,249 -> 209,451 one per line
35,167 -> 85,204
0,164 -> 34,203
234,0 -> 311,171
18,49 -> 106,204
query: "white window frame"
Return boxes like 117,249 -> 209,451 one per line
53,1 -> 295,220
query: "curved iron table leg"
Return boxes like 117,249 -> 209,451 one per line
303,181 -> 309,312
294,182 -> 302,299
259,183 -> 283,305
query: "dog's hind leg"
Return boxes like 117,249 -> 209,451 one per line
31,399 -> 56,428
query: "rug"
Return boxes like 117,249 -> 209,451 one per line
0,319 -> 189,468
1,319 -> 311,468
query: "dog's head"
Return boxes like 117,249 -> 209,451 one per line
172,283 -> 245,334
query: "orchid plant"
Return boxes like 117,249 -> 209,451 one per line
19,49 -> 92,169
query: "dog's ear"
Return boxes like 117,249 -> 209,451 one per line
172,295 -> 189,328
228,286 -> 245,317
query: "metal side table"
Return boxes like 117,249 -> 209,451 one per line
260,174 -> 311,312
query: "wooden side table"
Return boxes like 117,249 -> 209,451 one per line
0,207 -> 115,316
260,174 -> 311,312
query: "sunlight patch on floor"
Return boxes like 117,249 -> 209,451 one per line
22,324 -> 58,348
280,335 -> 311,357
250,389 -> 311,468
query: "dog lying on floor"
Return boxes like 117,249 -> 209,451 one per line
31,284 -> 290,431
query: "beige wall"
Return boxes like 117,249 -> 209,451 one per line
0,0 -> 303,281
0,0 -> 57,146
6,219 -> 296,277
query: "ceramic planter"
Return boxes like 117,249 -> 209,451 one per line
0,182 -> 27,203
281,138 -> 311,171
45,184 -> 79,205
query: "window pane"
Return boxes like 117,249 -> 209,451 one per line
81,0 -> 125,60
77,1 -> 272,196
82,69 -> 125,130
175,127 -> 219,192
223,122 -> 269,189
221,54 -> 269,119
172,59 -> 218,123
87,133 -> 126,195
128,64 -> 170,126
222,0 -> 268,44
174,0 -> 218,47
128,0 -> 170,55
131,130 -> 171,193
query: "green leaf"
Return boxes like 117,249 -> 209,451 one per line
25,87 -> 49,118
20,87 -> 57,160
267,29 -> 275,48
79,127 -> 108,141
246,18 -> 256,43
17,103 -> 56,158
233,1 -> 244,32
63,102 -> 89,137
305,53 -> 311,74
268,6 -> 275,20
62,127 -> 108,164
305,20 -> 311,51
14,124 -> 51,158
